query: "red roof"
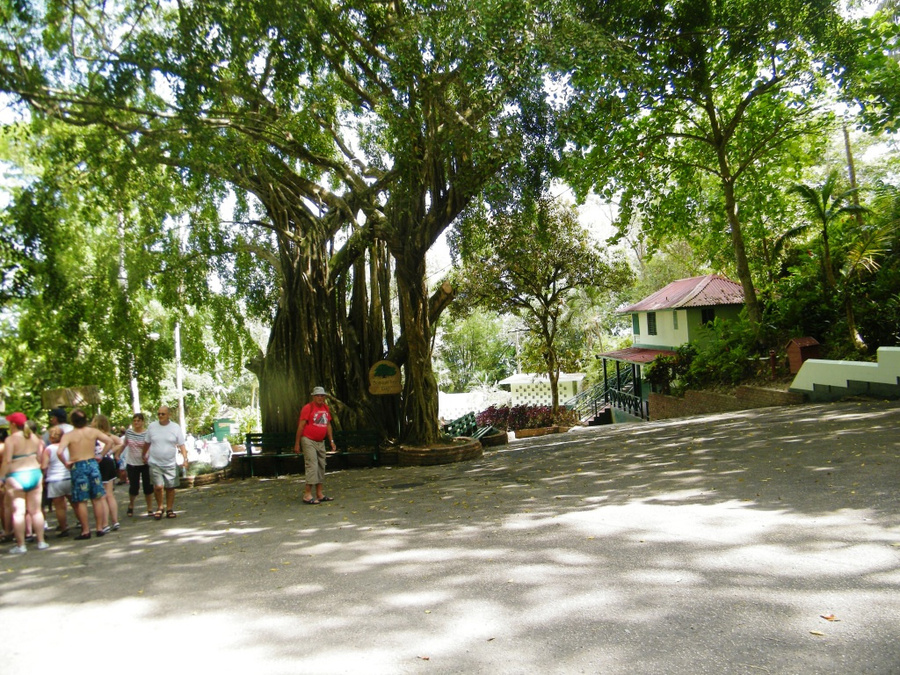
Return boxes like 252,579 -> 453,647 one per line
596,347 -> 677,364
786,337 -> 819,348
619,275 -> 744,313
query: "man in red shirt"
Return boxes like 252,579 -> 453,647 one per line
293,386 -> 336,504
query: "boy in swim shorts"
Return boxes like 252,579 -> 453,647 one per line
57,409 -> 113,540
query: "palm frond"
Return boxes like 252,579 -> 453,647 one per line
842,221 -> 897,278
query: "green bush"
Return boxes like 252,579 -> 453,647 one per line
649,315 -> 763,394
645,344 -> 695,394
186,462 -> 218,476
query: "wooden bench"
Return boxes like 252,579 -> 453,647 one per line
240,429 -> 382,477
333,429 -> 382,468
241,432 -> 299,478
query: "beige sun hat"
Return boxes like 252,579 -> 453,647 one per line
311,386 -> 327,396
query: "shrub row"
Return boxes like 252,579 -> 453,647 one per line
476,404 -> 579,431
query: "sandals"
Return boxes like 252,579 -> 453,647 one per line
166,510 -> 177,518
153,510 -> 163,520
126,507 -> 134,517
303,496 -> 334,504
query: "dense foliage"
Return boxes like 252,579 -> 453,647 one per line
0,0 -> 898,431
451,198 -> 632,413
0,0 -> 549,443
476,403 -> 579,431
434,311 -> 516,393
556,0 -> 857,326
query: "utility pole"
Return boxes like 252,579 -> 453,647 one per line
175,320 -> 185,428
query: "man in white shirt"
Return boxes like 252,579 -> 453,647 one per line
142,406 -> 188,520
43,408 -> 73,445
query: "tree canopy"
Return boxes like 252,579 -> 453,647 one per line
1,0 -> 899,432
451,198 -> 632,412
0,0 -> 548,443
555,0 -> 856,326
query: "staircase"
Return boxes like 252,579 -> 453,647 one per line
564,369 -> 648,424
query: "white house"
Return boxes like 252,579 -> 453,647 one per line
596,274 -> 745,418
622,274 -> 744,352
497,372 -> 587,407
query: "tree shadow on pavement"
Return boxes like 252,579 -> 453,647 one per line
2,401 -> 899,674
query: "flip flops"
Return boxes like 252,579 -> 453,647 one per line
302,497 -> 320,505
318,496 -> 334,502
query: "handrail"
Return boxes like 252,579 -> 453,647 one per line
564,370 -> 635,422
607,389 -> 649,420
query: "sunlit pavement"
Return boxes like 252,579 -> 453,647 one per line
2,400 -> 899,674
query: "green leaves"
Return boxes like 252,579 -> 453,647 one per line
840,10 -> 900,133
452,196 -> 632,409
554,0 -> 853,326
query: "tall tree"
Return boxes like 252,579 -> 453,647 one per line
0,0 -> 545,444
0,118 -> 252,420
434,311 -> 516,393
840,4 -> 900,133
554,0 -> 854,327
788,170 -> 884,348
452,199 -> 632,414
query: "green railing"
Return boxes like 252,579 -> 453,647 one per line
564,369 -> 635,422
564,365 -> 651,422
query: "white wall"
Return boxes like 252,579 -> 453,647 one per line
511,380 -> 580,406
790,347 -> 900,396
439,390 -> 511,422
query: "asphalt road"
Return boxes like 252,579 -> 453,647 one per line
2,399 -> 899,674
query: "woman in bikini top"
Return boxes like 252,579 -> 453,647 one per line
1,412 -> 48,553
2,414 -> 43,483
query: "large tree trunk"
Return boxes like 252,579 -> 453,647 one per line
548,362 -> 560,416
244,204 -> 388,434
395,250 -> 441,446
250,247 -> 337,433
720,175 -> 762,326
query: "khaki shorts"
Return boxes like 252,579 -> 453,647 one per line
149,463 -> 177,488
301,436 -> 326,485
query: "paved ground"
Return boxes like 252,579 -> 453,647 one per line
2,400 -> 899,674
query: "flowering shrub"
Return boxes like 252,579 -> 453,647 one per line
476,405 -> 508,429
476,404 -> 578,431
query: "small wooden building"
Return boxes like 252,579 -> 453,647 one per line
786,337 -> 821,374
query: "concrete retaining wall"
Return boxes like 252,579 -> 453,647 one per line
649,386 -> 804,421
789,346 -> 900,401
